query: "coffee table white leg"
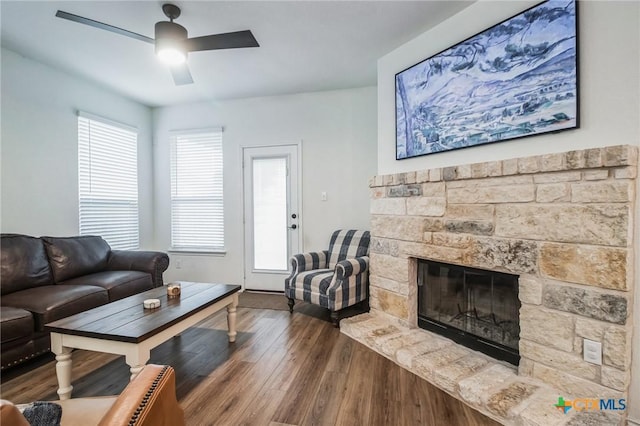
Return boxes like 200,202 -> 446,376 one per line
227,293 -> 238,342
50,333 -> 73,400
125,346 -> 150,381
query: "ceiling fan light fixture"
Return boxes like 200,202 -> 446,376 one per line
155,21 -> 188,65
157,45 -> 186,65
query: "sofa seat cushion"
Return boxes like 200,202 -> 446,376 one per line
60,271 -> 153,302
1,285 -> 108,331
0,307 -> 34,344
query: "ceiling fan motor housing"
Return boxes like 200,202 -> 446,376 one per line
155,21 -> 188,55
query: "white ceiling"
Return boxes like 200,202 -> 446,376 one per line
1,1 -> 472,107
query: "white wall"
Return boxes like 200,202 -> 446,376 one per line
377,1 -> 640,421
153,87 -> 377,284
0,48 -> 155,247
378,0 -> 640,174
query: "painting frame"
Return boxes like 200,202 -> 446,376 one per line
395,0 -> 579,160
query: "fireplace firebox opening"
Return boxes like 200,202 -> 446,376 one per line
417,259 -> 520,365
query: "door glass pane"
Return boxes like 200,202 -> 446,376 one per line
253,157 -> 288,270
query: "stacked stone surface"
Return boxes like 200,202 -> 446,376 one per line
342,314 -> 624,426
363,145 -> 637,423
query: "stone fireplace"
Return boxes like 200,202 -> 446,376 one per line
417,259 -> 520,365
341,145 -> 637,425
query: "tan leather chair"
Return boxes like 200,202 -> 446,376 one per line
1,364 -> 185,426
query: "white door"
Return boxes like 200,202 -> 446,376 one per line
243,145 -> 301,291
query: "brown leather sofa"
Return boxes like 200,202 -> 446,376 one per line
0,364 -> 185,426
0,234 -> 170,370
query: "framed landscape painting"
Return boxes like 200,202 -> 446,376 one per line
396,0 -> 578,159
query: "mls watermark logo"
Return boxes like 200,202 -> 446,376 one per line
554,396 -> 626,414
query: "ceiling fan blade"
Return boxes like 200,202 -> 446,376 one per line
185,30 -> 259,52
170,63 -> 194,86
55,10 -> 154,44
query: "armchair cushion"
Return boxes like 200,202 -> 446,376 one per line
58,397 -> 116,426
327,230 -> 370,269
288,269 -> 334,308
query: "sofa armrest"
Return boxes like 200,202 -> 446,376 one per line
334,256 -> 369,280
107,251 -> 169,287
98,364 -> 184,426
289,250 -> 329,274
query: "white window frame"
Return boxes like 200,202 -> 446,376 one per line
169,128 -> 225,253
78,111 -> 139,250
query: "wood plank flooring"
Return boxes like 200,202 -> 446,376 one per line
1,304 -> 500,426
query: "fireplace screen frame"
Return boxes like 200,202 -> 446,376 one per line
417,259 -> 521,365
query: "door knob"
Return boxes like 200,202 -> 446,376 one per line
288,224 -> 297,229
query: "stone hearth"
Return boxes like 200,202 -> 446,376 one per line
342,314 -> 624,425
341,145 -> 637,425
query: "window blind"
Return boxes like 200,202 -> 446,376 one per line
78,113 -> 139,250
170,129 -> 224,251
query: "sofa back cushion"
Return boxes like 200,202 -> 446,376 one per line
327,230 -> 370,269
1,234 -> 53,295
42,236 -> 111,282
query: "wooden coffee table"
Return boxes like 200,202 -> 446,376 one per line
45,281 -> 240,400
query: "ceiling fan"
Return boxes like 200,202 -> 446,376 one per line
55,4 -> 259,86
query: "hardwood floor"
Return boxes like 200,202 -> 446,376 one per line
1,305 -> 500,426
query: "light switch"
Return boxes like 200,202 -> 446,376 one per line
583,339 -> 602,365
321,191 -> 328,201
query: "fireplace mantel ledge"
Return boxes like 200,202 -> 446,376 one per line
341,313 -> 623,426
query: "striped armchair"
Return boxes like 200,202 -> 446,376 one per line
285,230 -> 370,326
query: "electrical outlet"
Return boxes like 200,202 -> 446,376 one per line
583,339 -> 602,365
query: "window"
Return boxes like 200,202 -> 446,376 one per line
170,128 -> 224,251
78,112 -> 139,250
